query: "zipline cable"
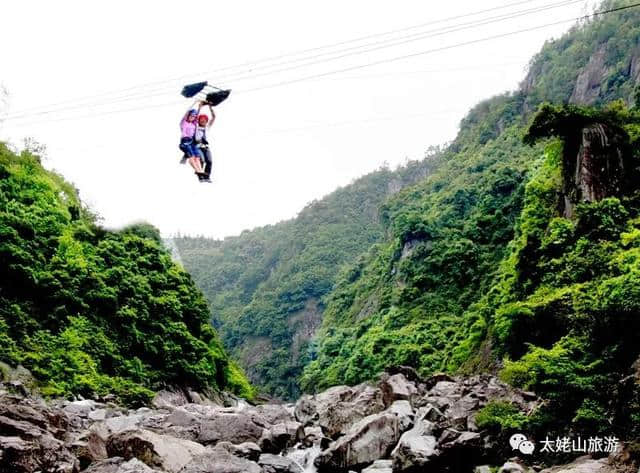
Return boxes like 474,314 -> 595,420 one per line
239,1 -> 640,94
3,0 -> 579,118
4,1 -> 638,127
3,0 -> 584,121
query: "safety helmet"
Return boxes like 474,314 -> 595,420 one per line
187,109 -> 198,116
197,114 -> 209,124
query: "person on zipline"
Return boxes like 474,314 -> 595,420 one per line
194,103 -> 215,183
179,104 -> 206,181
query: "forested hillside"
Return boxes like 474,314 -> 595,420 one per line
177,0 -> 640,405
0,145 -> 252,405
174,159 -> 438,398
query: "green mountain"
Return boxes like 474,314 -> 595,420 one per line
0,145 -> 252,405
303,1 -> 640,437
173,159 -> 438,398
178,0 -> 640,417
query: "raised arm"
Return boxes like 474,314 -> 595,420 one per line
208,105 -> 216,129
180,100 -> 200,124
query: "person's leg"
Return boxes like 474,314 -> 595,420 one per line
203,148 -> 212,179
188,156 -> 204,173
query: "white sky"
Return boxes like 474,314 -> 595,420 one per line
0,0 -> 594,238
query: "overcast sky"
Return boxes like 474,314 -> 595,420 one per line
0,0 -> 594,239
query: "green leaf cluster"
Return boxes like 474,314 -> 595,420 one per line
0,144 -> 251,404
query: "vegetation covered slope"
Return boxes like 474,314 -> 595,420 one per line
456,103 -> 640,438
0,145 -> 252,405
174,159 -> 438,398
303,0 -> 640,404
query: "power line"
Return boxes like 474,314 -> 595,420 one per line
2,0 -> 574,118
217,0 -> 584,85
4,1 -> 638,126
239,1 -> 640,94
3,0 -> 583,122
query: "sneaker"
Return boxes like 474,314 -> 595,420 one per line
202,177 -> 212,183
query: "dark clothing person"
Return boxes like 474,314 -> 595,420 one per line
195,109 -> 215,182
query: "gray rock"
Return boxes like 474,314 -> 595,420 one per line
447,394 -> 481,430
91,413 -> 146,439
265,421 -> 304,452
64,399 -> 101,418
570,45 -> 607,105
70,431 -> 108,469
106,428 -> 207,473
314,405 -> 413,472
315,384 -> 386,438
379,373 -> 418,407
539,456 -> 611,473
215,440 -> 262,461
152,390 -> 190,410
259,453 -> 304,473
0,404 -> 79,473
362,459 -> 393,472
180,445 -> 262,473
89,409 -> 108,422
452,431 -> 482,447
83,457 -> 163,473
197,411 -> 267,446
499,461 -> 530,473
166,407 -> 199,427
475,466 -> 492,473
254,403 -> 295,424
391,416 -> 439,472
294,395 -> 317,426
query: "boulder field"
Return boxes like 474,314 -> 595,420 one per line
0,368 -> 636,473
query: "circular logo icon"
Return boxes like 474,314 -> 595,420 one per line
509,433 -> 535,455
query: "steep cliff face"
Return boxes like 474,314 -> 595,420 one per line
569,45 -> 608,105
523,103 -> 636,218
562,122 -> 631,217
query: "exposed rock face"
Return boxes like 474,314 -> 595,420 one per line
562,122 -> 631,218
570,46 -> 608,105
288,298 -> 323,361
0,372 -> 632,473
629,47 -> 640,86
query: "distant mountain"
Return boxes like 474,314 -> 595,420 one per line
174,158 -> 439,398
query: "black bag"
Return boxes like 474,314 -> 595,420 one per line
204,89 -> 231,106
181,82 -> 208,98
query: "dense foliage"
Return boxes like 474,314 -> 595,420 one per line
302,0 -> 640,408
454,104 -> 640,437
0,145 -> 252,405
300,128 -> 541,391
175,159 -> 439,398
